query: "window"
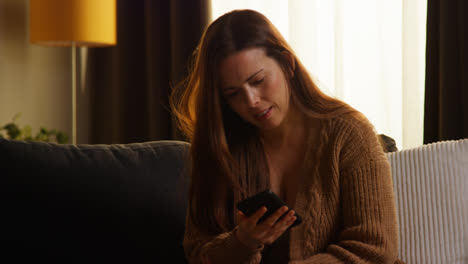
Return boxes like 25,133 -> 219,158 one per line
211,0 -> 427,150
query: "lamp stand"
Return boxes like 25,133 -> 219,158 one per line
71,42 -> 77,145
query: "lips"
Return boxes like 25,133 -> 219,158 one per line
255,106 -> 272,120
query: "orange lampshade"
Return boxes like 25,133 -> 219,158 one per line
29,0 -> 116,47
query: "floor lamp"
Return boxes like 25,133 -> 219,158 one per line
29,0 -> 116,145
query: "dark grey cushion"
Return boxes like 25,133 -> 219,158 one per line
0,139 -> 190,263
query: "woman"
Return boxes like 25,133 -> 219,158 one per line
171,9 -> 404,264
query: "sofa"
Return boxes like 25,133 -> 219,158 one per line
0,139 -> 190,263
1,138 -> 467,263
387,139 -> 468,263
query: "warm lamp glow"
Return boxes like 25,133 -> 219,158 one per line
29,0 -> 117,145
29,0 -> 116,47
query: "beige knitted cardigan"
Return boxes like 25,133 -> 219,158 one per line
184,112 -> 404,263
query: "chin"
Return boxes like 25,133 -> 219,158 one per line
256,120 -> 282,131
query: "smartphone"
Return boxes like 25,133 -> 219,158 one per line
236,189 -> 302,227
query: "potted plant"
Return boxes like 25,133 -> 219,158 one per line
0,113 -> 69,144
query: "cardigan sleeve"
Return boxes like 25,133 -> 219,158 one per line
183,210 -> 263,264
290,114 -> 401,264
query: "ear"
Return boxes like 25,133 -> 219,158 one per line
282,51 -> 295,77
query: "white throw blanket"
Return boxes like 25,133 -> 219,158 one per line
386,139 -> 468,264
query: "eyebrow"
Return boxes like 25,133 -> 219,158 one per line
223,69 -> 264,91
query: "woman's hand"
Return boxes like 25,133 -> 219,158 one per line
201,254 -> 212,264
235,206 -> 297,250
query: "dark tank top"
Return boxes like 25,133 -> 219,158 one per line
259,229 -> 291,263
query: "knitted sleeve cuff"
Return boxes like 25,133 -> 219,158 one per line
203,226 -> 263,264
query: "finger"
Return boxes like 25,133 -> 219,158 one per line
250,206 -> 268,225
266,211 -> 296,236
260,206 -> 289,228
278,210 -> 296,225
274,211 -> 295,229
282,212 -> 297,228
201,254 -> 211,264
237,210 -> 247,222
264,214 -> 297,244
288,215 -> 297,226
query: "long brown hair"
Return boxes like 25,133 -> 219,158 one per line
171,9 -> 352,235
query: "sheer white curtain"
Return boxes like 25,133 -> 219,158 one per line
211,0 -> 427,150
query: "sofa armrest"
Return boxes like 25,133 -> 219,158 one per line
386,139 -> 468,263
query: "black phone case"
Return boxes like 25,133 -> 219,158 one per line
236,189 -> 302,227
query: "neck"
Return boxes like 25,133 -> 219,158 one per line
259,105 -> 307,150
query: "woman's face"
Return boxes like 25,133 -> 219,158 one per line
219,48 -> 292,131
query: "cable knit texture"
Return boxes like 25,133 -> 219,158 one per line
183,112 -> 405,263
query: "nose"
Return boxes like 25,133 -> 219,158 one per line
245,86 -> 260,108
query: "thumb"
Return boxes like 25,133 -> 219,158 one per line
237,210 -> 247,222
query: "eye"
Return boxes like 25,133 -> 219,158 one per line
223,89 -> 238,98
252,78 -> 264,86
